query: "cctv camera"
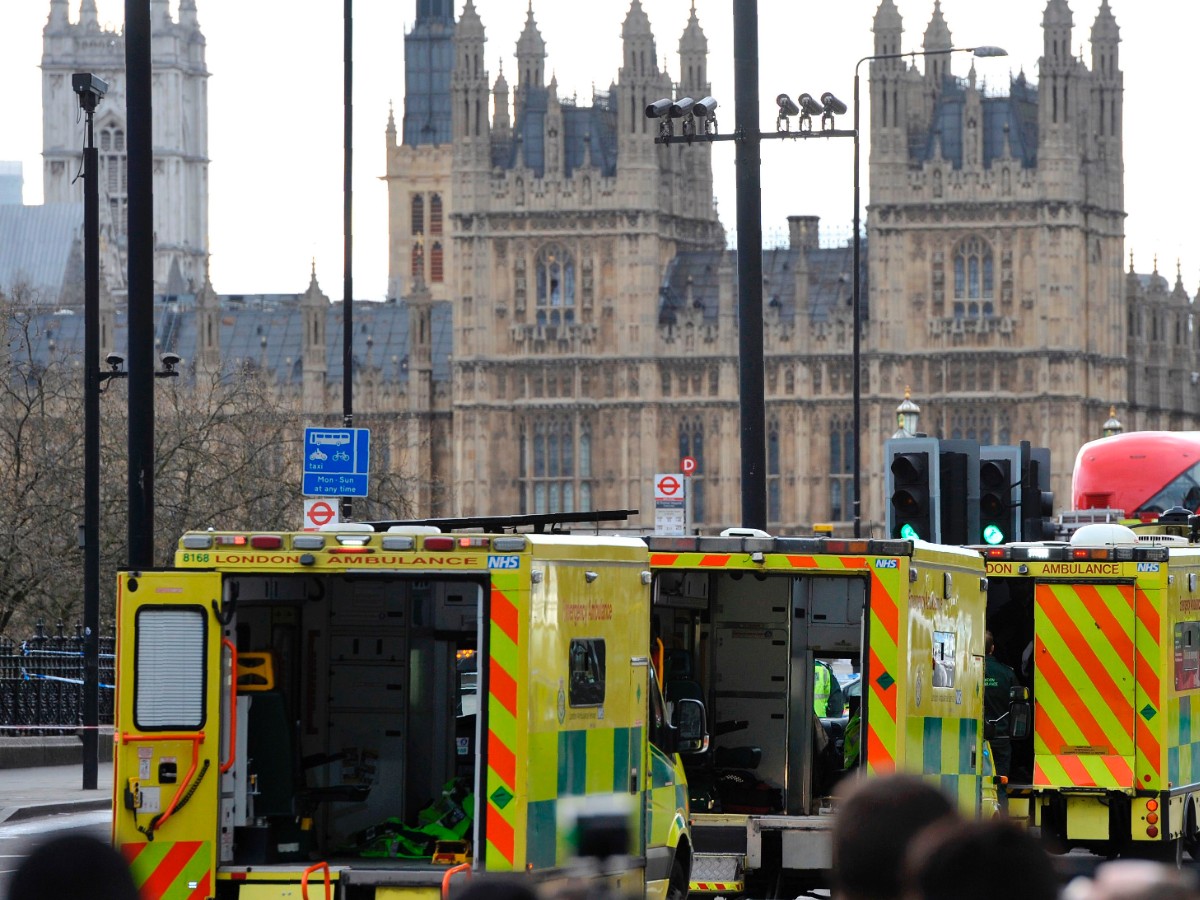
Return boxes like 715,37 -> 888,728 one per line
775,94 -> 800,117
644,98 -> 673,119
797,93 -> 825,116
669,97 -> 695,118
71,73 -> 108,112
105,352 -> 125,369
820,92 -> 847,116
160,352 -> 182,369
692,96 -> 718,119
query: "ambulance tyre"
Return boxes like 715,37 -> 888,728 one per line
666,857 -> 688,900
1186,799 -> 1200,861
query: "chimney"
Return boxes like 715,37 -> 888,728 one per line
787,215 -> 821,253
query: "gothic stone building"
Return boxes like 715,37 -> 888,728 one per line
40,0 -> 209,296
383,0 -> 1200,533
18,0 -> 1200,535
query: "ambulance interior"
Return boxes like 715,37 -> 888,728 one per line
653,569 -> 864,816
983,576 -> 1036,782
223,573 -> 484,868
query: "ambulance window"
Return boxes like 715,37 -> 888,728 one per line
932,630 -> 957,688
1175,623 -> 1200,691
135,606 -> 206,729
568,638 -> 606,707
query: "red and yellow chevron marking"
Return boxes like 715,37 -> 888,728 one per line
486,578 -> 521,869
122,840 -> 211,900
651,552 -> 875,571
866,568 -> 900,775
691,881 -> 746,893
1033,583 -> 1137,789
1133,586 -> 1164,787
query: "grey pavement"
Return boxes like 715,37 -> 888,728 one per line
0,738 -> 113,824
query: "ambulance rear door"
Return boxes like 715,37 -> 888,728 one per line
1033,580 -> 1136,790
113,570 -> 225,899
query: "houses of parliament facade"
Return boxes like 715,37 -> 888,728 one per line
21,0 -> 1200,534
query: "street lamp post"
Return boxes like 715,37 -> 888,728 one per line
72,70 -> 108,793
851,45 -> 1006,538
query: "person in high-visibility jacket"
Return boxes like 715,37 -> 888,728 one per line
814,660 -> 844,718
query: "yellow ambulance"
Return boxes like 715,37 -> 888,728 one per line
646,529 -> 994,896
111,522 -> 705,899
983,520 -> 1200,861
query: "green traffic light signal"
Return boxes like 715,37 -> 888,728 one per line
982,523 -> 1006,545
900,523 -> 920,540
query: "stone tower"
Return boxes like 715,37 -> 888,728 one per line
386,0 -> 725,518
864,0 -> 1126,506
41,0 -> 209,295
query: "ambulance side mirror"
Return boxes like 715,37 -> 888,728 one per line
673,698 -> 709,755
1008,685 -> 1032,740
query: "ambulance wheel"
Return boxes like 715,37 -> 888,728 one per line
1186,799 -> 1200,861
666,858 -> 688,900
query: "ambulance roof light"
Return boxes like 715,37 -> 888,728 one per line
386,525 -> 443,535
1070,522 -> 1138,546
720,527 -> 772,539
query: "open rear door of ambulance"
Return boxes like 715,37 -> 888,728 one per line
113,570 -> 224,900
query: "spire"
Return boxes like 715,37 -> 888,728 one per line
515,1 -> 546,93
79,0 -> 99,30
680,1 -> 705,54
872,0 -> 903,63
179,0 -> 199,31
493,61 -> 511,133
873,0 -> 902,30
386,100 -> 396,138
622,0 -> 653,40
46,0 -> 69,31
923,0 -> 951,51
457,0 -> 484,41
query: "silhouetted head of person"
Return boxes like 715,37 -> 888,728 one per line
9,834 -> 139,900
904,817 -> 1058,900
1062,859 -> 1200,900
830,773 -> 958,900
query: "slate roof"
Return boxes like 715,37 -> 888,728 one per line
0,204 -> 83,306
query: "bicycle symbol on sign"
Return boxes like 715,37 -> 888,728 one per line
332,450 -> 350,462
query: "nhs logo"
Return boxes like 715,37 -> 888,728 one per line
875,559 -> 899,569
1137,562 -> 1160,573
488,555 -> 521,570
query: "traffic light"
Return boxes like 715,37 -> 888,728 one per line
1019,443 -> 1055,540
886,437 -> 939,541
978,446 -> 1021,545
938,439 -> 979,546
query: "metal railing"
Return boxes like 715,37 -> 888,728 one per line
0,622 -> 115,734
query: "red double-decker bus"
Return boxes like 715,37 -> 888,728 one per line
1073,430 -> 1200,519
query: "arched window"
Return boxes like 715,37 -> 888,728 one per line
410,194 -> 424,235
768,423 -> 782,524
535,244 -> 575,326
522,416 -> 593,514
431,242 -> 444,283
99,122 -> 127,238
953,236 -> 994,318
430,194 -> 442,235
679,418 -> 705,525
829,417 -> 855,522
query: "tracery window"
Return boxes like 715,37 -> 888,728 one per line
953,236 -> 994,318
520,416 -> 593,515
830,418 -> 854,522
536,244 -> 575,326
679,419 -> 705,525
99,123 -> 127,238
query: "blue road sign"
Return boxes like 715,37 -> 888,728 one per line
303,427 -> 370,497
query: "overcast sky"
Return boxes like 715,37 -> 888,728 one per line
1,0 -> 1195,301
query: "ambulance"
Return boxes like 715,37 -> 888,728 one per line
111,520 -> 705,899
983,519 -> 1200,861
645,529 -> 996,896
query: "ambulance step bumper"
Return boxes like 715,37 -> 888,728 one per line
690,852 -> 744,895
